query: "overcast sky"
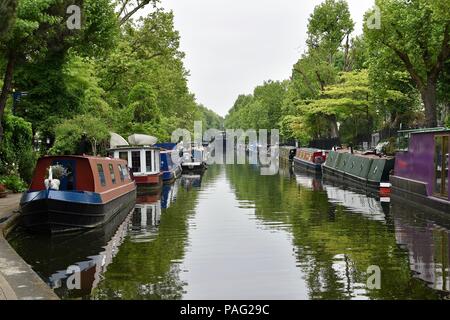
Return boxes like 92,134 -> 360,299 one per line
156,0 -> 375,117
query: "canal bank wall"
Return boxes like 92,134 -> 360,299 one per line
0,194 -> 59,300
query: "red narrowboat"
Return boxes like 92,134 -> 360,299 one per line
20,156 -> 137,233
293,148 -> 328,173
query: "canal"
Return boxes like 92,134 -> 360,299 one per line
7,164 -> 450,300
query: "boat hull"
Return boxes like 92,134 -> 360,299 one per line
134,173 -> 163,188
322,150 -> 394,194
162,165 -> 182,183
293,157 -> 322,173
20,189 -> 136,233
390,175 -> 450,214
181,162 -> 207,173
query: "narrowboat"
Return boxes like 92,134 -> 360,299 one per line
109,134 -> 162,191
391,128 -> 450,213
280,146 -> 297,162
20,156 -> 137,233
322,149 -> 394,194
181,144 -> 208,173
293,148 -> 327,173
155,143 -> 182,183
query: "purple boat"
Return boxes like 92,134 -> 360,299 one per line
391,128 -> 449,213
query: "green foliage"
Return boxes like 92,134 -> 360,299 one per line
198,105 -> 224,130
306,0 -> 354,63
225,80 -> 288,133
50,114 -> 110,156
0,0 -> 17,39
0,111 -> 35,182
364,0 -> 450,126
0,174 -> 27,193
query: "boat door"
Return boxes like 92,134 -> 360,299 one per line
52,159 -> 76,191
434,135 -> 449,198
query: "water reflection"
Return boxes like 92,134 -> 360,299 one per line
391,198 -> 450,294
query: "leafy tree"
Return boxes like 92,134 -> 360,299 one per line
0,0 -> 17,39
51,114 -> 110,156
306,0 -> 354,67
0,110 -> 35,182
127,82 -> 160,124
0,0 -> 118,142
225,81 -> 287,132
364,0 -> 450,127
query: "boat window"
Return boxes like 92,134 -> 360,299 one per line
119,152 -> 128,162
118,164 -> 125,182
146,151 -> 153,172
97,164 -> 106,187
109,164 -> 116,184
131,151 -> 141,173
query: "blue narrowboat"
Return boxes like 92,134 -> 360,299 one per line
155,143 -> 182,183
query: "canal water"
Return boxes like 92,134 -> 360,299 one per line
7,164 -> 450,300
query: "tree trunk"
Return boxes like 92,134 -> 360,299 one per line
0,50 -> 17,143
328,115 -> 339,139
420,80 -> 438,127
343,34 -> 350,72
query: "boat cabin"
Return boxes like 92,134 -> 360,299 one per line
110,146 -> 161,177
28,156 -> 132,194
295,148 -> 327,164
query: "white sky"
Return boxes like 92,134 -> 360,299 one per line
155,0 -> 375,117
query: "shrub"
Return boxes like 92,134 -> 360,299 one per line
0,184 -> 6,193
0,175 -> 28,193
0,112 -> 35,183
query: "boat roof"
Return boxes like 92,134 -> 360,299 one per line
298,147 -> 325,152
40,155 -> 125,161
398,127 -> 450,135
109,145 -> 160,151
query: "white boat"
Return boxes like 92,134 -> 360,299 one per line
181,144 -> 208,172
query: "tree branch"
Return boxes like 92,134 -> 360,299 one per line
430,22 -> 450,80
293,67 -> 316,95
382,40 -> 425,90
119,0 -> 155,26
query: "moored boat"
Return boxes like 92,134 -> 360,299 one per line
181,144 -> 208,173
155,143 -> 182,183
322,149 -> 394,194
110,146 -> 162,190
20,155 -> 136,233
109,134 -> 162,192
293,148 -> 327,173
391,128 -> 449,213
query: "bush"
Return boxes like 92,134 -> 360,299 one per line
0,184 -> 6,193
0,112 -> 35,182
0,175 -> 28,193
